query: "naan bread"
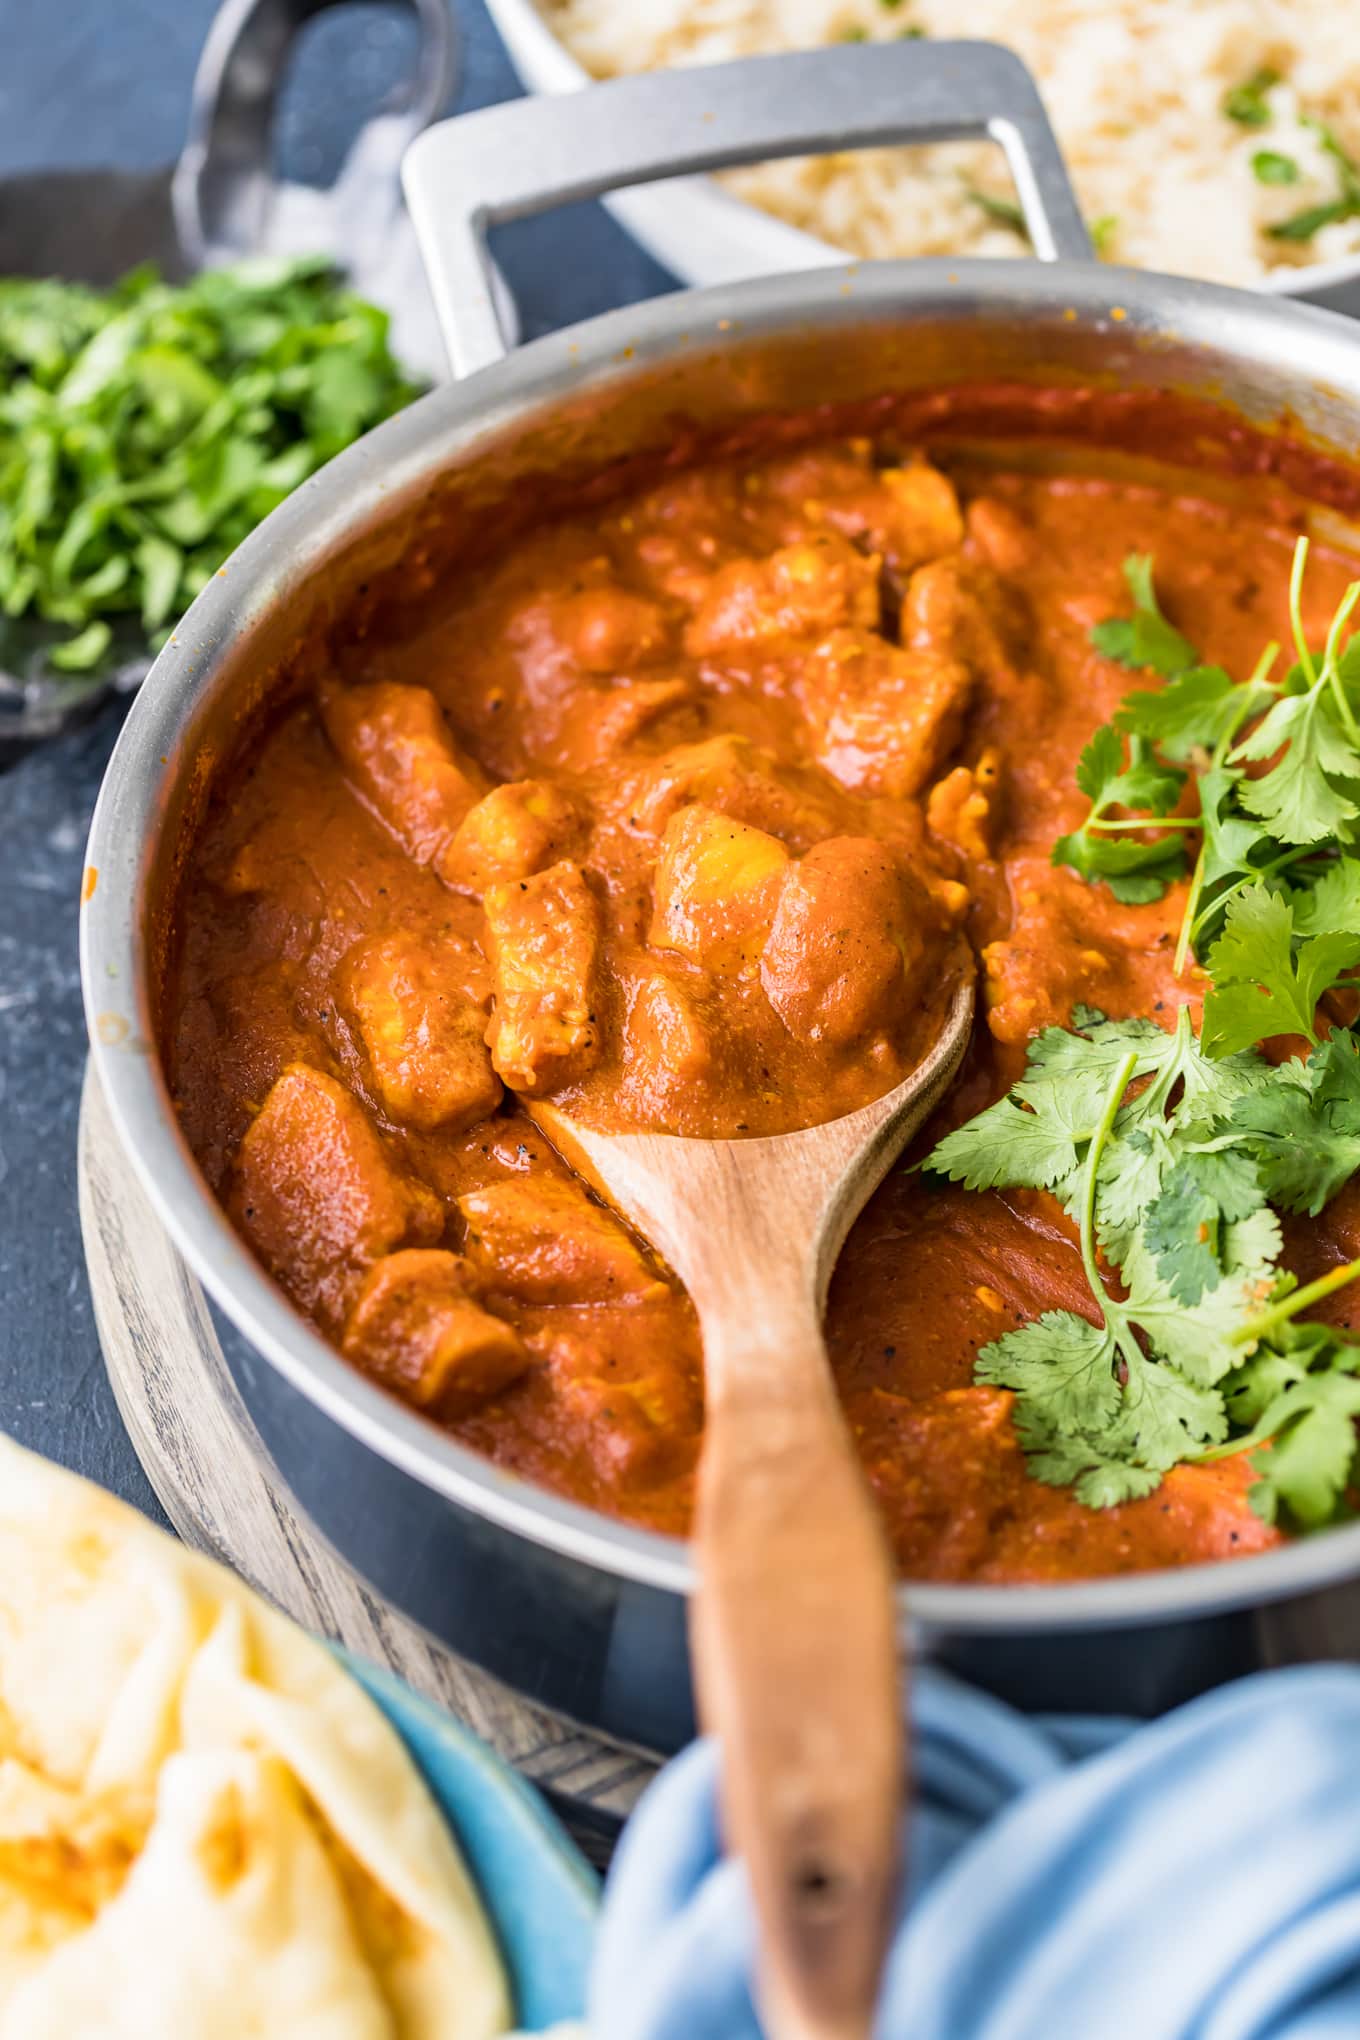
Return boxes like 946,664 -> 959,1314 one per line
0,1435 -> 512,2038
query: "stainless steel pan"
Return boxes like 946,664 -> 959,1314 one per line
82,42 -> 1360,1751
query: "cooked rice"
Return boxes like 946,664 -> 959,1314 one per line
535,0 -> 1360,285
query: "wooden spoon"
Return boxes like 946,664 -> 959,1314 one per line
532,971 -> 974,2040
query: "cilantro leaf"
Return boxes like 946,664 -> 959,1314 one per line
1091,554 -> 1198,677
1201,889 -> 1360,1055
977,1311 -> 1119,1441
1110,1341 -> 1231,1457
1113,664 -> 1260,763
1141,1151 -> 1266,1303
1223,1205 -> 1285,1281
1120,1241 -> 1272,1388
1231,685 -> 1360,846
924,1093 -> 1084,1194
1291,857 -> 1360,936
1250,1389 -> 1360,1525
1313,1028 -> 1360,1118
1051,724 -> 1189,901
928,1011 -> 1177,1194
1229,1090 -> 1360,1218
1230,1032 -> 1360,1214
1225,1322 -> 1360,1527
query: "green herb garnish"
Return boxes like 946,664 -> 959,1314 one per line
928,1008 -> 1360,1522
1252,150 -> 1300,186
1223,67 -> 1279,127
1268,117 -> 1360,242
935,536 -> 1360,1526
1089,214 -> 1120,255
1090,552 -> 1198,675
1057,539 -> 1360,987
0,257 -> 419,672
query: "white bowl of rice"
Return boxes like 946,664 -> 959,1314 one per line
482,0 -> 1360,312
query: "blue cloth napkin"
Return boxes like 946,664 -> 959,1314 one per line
591,1664 -> 1360,2038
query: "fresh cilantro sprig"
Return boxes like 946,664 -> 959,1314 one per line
930,1008 -> 1281,1505
927,1008 -> 1360,1523
0,258 -> 420,672
1090,553 -> 1198,676
1201,888 -> 1360,1057
1050,722 -> 1191,903
1054,540 -> 1360,1047
1228,1029 -> 1360,1214
944,538 -> 1360,1525
1208,1260 -> 1360,1526
1050,556 -> 1206,902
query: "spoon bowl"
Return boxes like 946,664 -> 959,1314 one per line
532,969 -> 975,2040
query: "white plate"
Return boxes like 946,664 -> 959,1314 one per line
483,0 -> 1360,316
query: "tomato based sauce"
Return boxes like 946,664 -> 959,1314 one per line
164,419 -> 1360,1582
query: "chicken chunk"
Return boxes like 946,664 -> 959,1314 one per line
482,859 -> 602,1094
965,494 -> 1033,574
318,680 -> 486,865
337,934 -> 501,1133
229,1063 -> 444,1328
342,1249 -> 529,1416
683,533 -> 880,656
625,974 -> 715,1090
627,735 -> 839,850
761,838 -> 941,1047
875,463 -> 967,572
514,583 -> 673,676
649,803 -> 790,974
754,444 -> 964,574
903,556 -> 1014,678
799,627 -> 973,798
555,677 -> 698,770
553,1365 -> 698,1486
459,1175 -> 664,1303
438,780 -> 585,896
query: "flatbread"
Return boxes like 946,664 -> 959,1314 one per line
0,1434 -> 512,2037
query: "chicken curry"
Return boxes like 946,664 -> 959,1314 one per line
165,414 -> 1360,1583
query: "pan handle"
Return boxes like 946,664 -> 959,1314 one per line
402,38 -> 1092,378
174,0 -> 458,268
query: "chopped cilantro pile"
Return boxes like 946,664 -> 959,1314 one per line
0,258 -> 420,672
928,1009 -> 1360,1525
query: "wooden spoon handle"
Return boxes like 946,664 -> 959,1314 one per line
691,1300 -> 903,2040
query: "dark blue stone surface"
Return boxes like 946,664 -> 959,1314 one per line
0,0 -> 671,1515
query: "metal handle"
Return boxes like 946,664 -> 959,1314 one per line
402,39 -> 1092,378
174,0 -> 458,266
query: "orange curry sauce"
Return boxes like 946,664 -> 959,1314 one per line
165,424 -> 1360,1583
